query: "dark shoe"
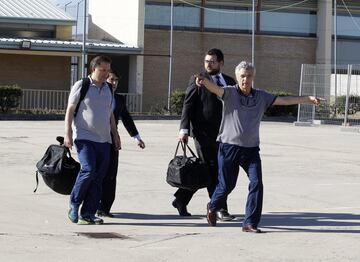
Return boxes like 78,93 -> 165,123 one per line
216,209 -> 235,221
242,224 -> 262,233
97,210 -> 114,218
172,199 -> 191,216
206,203 -> 217,227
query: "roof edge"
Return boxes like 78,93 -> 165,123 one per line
0,17 -> 76,26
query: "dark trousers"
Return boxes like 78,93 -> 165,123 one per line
70,139 -> 111,217
174,136 -> 228,210
209,143 -> 263,227
98,146 -> 119,213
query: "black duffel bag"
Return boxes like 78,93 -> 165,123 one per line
34,137 -> 80,195
166,141 -> 210,191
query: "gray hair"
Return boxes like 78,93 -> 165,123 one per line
235,61 -> 255,75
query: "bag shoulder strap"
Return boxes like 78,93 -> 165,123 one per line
74,79 -> 113,117
34,171 -> 39,193
107,82 -> 114,104
74,77 -> 91,117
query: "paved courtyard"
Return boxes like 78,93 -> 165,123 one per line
0,120 -> 359,261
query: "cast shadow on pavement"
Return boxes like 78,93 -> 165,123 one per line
104,211 -> 360,233
261,212 -> 360,233
106,212 -> 240,227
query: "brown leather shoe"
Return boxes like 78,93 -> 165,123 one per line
242,224 -> 262,233
206,203 -> 217,227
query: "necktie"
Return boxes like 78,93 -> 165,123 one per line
215,75 -> 224,87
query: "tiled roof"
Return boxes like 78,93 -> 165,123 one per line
0,0 -> 75,25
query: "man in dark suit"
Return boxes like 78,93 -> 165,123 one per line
172,48 -> 236,221
97,70 -> 145,218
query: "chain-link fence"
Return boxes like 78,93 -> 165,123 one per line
297,64 -> 360,126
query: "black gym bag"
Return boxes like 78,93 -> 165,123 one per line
166,141 -> 211,191
34,136 -> 79,195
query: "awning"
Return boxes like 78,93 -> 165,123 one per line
0,37 -> 142,55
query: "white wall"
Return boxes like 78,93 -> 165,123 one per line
89,0 -> 144,47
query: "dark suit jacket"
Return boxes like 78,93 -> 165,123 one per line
113,93 -> 139,137
179,72 -> 236,139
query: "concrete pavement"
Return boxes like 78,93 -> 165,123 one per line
0,120 -> 359,262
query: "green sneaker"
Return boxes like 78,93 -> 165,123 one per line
78,215 -> 104,225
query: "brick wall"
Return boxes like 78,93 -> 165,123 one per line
0,53 -> 71,90
142,29 -> 317,112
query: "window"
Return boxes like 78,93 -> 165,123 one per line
204,6 -> 251,33
336,14 -> 360,38
145,2 -> 317,37
145,3 -> 200,30
261,11 -> 317,36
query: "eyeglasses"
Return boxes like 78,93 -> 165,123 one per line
204,60 -> 218,64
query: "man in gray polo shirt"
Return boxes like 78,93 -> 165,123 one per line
64,55 -> 121,225
196,61 -> 324,233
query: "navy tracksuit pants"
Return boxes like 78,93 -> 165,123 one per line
209,143 -> 263,227
70,139 -> 111,217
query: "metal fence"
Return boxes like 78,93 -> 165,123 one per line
297,64 -> 360,126
119,92 -> 142,113
19,89 -> 142,113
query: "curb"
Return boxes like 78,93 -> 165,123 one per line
0,114 -> 181,121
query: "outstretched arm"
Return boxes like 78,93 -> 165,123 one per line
273,96 -> 325,106
195,75 -> 224,98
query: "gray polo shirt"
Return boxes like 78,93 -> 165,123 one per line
217,85 -> 277,147
68,77 -> 113,143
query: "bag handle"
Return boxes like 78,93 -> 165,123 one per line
185,143 -> 197,158
65,146 -> 72,157
173,141 -> 197,159
173,141 -> 183,158
56,136 -> 73,157
62,145 -> 73,159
